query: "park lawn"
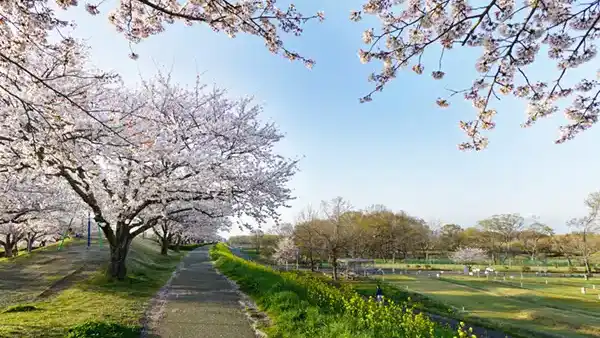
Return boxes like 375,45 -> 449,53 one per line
0,239 -> 184,338
373,274 -> 600,338
373,262 -> 590,274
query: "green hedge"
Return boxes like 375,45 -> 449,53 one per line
210,244 -> 474,338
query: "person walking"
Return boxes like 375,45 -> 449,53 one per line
375,285 -> 383,303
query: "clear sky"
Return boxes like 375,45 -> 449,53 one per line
60,0 -> 600,236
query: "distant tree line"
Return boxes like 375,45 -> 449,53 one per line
230,192 -> 600,280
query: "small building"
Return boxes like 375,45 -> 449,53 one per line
338,258 -> 377,278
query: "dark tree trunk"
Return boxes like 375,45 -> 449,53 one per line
26,233 -> 38,253
160,237 -> 169,255
2,242 -> 13,258
174,235 -> 181,253
108,236 -> 132,280
331,256 -> 338,281
583,258 -> 592,277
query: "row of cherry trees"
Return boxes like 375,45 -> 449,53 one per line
0,34 -> 297,279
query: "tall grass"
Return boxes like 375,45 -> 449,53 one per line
210,243 -> 473,338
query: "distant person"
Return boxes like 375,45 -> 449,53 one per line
376,285 -> 383,303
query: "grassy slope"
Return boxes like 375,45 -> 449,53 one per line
212,244 -> 464,338
0,238 -> 183,338
362,274 -> 600,338
0,239 -> 75,262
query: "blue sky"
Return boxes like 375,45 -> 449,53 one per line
61,0 -> 600,235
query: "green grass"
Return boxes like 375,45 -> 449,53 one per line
373,262 -> 595,274
211,243 -> 469,338
0,238 -> 184,337
363,273 -> 600,338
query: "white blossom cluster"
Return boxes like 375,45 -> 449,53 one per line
449,247 -> 488,264
271,236 -> 298,264
353,0 -> 600,150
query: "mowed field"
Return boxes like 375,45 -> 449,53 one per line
370,273 -> 600,338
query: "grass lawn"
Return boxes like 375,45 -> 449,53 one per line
0,238 -> 184,338
366,273 -> 600,338
373,262 -> 596,274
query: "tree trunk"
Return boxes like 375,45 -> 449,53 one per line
332,256 -> 338,281
566,256 -> 572,267
2,242 -> 13,258
27,237 -> 34,253
174,235 -> 181,253
160,237 -> 169,255
108,237 -> 132,280
583,257 -> 592,276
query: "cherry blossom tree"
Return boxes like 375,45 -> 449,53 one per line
450,247 -> 488,267
153,203 -> 231,254
353,0 -> 600,150
0,47 -> 298,279
272,236 -> 298,267
0,173 -> 71,256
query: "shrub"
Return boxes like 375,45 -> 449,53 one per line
66,321 -> 140,338
521,266 -> 531,272
415,265 -> 421,269
424,264 -> 432,270
568,266 -> 579,273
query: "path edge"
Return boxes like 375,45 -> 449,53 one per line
211,261 -> 270,338
139,252 -> 188,338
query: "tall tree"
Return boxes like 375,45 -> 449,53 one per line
438,224 -> 465,252
293,205 -> 322,271
478,214 -> 524,264
521,217 -> 554,261
567,191 -> 600,277
316,197 -> 353,280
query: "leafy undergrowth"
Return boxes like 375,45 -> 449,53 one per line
210,243 -> 470,338
0,239 -> 184,338
66,321 -> 139,338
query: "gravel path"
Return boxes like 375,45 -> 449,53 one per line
144,247 -> 256,338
